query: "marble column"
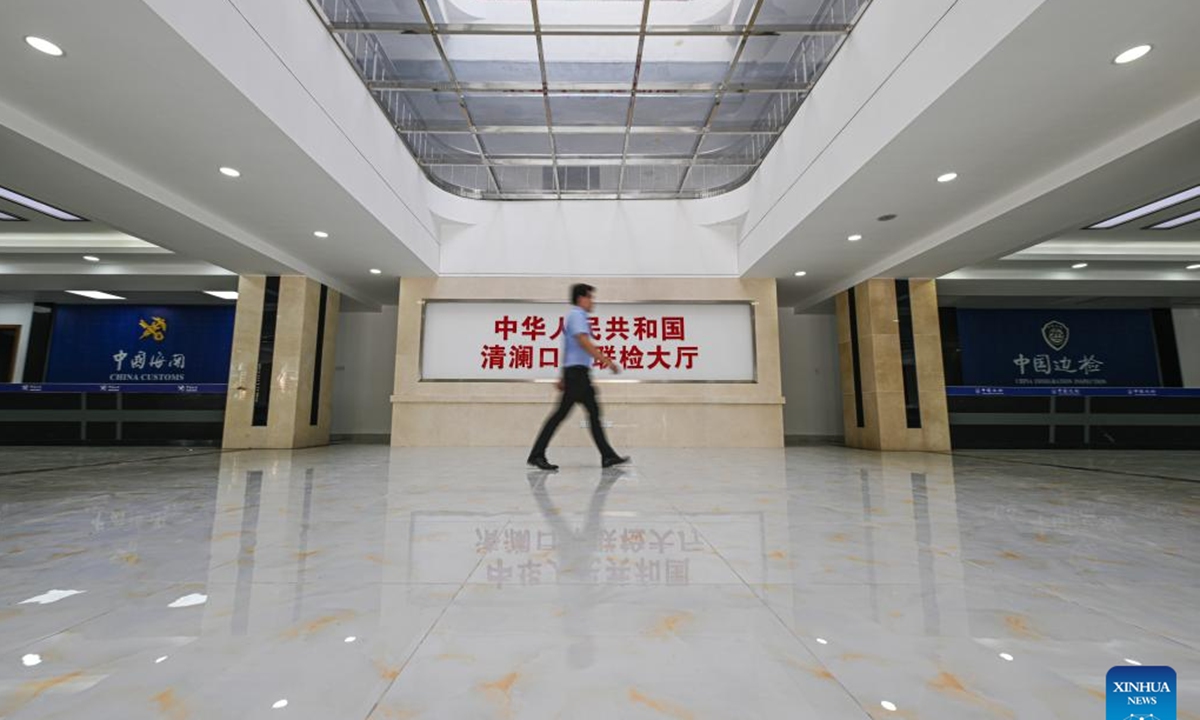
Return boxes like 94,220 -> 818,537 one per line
836,278 -> 950,452
223,275 -> 340,449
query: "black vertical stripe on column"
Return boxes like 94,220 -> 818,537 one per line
894,279 -> 922,429
1150,308 -> 1182,387
310,285 -> 328,426
847,287 -> 865,428
252,276 -> 280,427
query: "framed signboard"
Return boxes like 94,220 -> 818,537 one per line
419,300 -> 756,382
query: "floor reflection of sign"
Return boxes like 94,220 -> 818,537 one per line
407,513 -> 764,586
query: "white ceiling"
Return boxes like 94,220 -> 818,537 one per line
0,0 -> 437,308
0,178 -> 238,304
757,0 -> 1200,308
0,0 -> 1197,313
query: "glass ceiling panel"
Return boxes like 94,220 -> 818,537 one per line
443,35 -> 543,84
427,133 -> 481,157
479,133 -> 553,157
313,0 -> 874,199
553,133 -> 627,157
630,94 -> 713,129
548,95 -> 633,126
463,93 -> 547,126
732,35 -> 806,84
639,36 -> 734,86
627,133 -> 700,158
386,91 -> 468,131
542,35 -> 639,87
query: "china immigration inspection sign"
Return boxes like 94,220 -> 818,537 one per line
418,301 -> 756,382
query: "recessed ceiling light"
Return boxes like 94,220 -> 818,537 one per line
1148,208 -> 1200,230
272,699 -> 289,710
1114,45 -> 1151,65
1072,262 -> 1088,269
815,638 -> 828,645
999,653 -> 1014,661
847,234 -> 862,242
0,185 -> 85,221
219,167 -> 241,178
937,172 -> 958,183
25,36 -> 64,57
794,271 -> 807,277
1187,264 -> 1200,270
1089,184 -> 1200,229
22,654 -> 42,667
204,290 -> 239,300
880,701 -> 898,712
155,656 -> 169,664
877,213 -> 897,222
66,290 -> 125,300
83,255 -> 100,262
314,231 -> 329,238
344,636 -> 357,643
369,268 -> 382,275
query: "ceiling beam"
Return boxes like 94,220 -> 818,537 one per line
330,22 -> 852,37
369,81 -> 813,95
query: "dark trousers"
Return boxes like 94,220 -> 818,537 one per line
529,366 -> 617,460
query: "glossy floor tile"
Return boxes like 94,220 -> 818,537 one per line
1,445 -> 1198,719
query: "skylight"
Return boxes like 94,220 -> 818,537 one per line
312,0 -> 872,199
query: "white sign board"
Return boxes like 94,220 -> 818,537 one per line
420,301 -> 755,382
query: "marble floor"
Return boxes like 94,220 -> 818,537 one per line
0,445 -> 1197,719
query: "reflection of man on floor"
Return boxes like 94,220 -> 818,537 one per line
528,468 -> 624,668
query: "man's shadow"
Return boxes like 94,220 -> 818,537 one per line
527,467 -> 626,668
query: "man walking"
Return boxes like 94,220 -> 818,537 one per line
527,284 -> 630,471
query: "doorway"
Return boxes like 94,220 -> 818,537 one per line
0,325 -> 19,382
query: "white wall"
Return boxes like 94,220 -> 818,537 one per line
1173,307 -> 1200,387
0,302 -> 34,383
433,198 -> 743,277
777,310 -> 844,438
331,306 -> 398,437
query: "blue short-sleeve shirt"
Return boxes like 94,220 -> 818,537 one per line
563,305 -> 592,368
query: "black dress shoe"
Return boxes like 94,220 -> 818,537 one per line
601,455 -> 630,468
528,457 -> 559,471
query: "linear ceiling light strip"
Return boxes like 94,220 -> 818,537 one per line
415,0 -> 500,196
0,210 -> 27,221
1089,184 -> 1200,229
1148,208 -> 1200,230
675,0 -> 767,195
0,186 -> 85,221
617,0 -> 654,197
529,0 -> 561,198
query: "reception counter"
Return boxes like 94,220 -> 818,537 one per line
0,383 -> 226,445
947,386 -> 1200,449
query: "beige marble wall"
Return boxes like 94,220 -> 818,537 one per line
223,276 -> 340,449
391,277 -> 784,448
835,278 -> 951,452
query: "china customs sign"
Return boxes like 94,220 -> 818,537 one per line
420,301 -> 756,381
956,309 -> 1161,387
45,305 -> 235,384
